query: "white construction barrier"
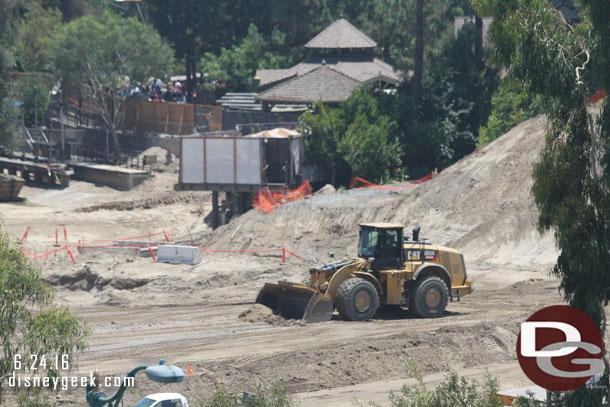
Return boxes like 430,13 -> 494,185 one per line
157,245 -> 201,265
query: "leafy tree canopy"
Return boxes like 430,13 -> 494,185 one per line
477,78 -> 544,147
200,24 -> 286,93
53,11 -> 174,91
13,4 -> 62,73
300,88 -> 400,185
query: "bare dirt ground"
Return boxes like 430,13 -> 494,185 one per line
0,119 -> 580,406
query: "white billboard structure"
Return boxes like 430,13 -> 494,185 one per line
177,128 -> 303,192
180,137 -> 263,186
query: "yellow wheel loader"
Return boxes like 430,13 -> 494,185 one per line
256,223 -> 473,323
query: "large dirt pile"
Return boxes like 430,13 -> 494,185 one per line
199,116 -> 556,270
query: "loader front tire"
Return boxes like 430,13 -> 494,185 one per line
335,278 -> 379,321
410,276 -> 448,318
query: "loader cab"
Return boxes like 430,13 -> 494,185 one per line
358,223 -> 404,270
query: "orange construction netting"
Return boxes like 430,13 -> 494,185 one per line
252,180 -> 312,213
349,173 -> 434,191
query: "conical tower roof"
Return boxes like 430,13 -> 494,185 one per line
305,18 -> 377,49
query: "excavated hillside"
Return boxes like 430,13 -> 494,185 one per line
200,115 -> 557,270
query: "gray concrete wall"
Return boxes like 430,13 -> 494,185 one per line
70,164 -> 152,191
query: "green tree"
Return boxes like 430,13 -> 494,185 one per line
300,100 -> 345,185
426,24 -> 498,160
477,79 -> 544,146
0,229 -> 89,405
339,88 -> 401,181
300,88 -> 400,185
0,0 -> 24,148
200,24 -> 286,93
52,11 -> 174,154
11,4 -> 62,128
13,4 -> 62,73
473,0 -> 610,403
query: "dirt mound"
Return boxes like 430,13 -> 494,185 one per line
204,319 -> 521,394
44,266 -> 150,291
198,116 -> 556,271
238,304 -> 305,326
77,191 -> 208,212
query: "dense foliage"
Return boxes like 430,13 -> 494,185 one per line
300,88 -> 400,185
198,381 -> 293,407
384,359 -> 503,407
200,24 -> 286,93
0,229 -> 89,405
477,79 -> 544,147
378,23 -> 498,177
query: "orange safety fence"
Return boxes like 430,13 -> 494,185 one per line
350,173 -> 434,191
18,224 -> 306,264
252,180 -> 312,213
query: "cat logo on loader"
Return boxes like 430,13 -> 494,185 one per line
256,223 -> 473,323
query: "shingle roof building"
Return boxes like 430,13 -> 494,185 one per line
256,55 -> 399,90
254,18 -> 400,107
257,64 -> 361,104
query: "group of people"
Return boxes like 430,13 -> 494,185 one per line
122,78 -> 188,103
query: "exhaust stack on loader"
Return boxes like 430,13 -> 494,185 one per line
255,223 -> 473,323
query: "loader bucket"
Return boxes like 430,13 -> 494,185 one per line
255,281 -> 334,323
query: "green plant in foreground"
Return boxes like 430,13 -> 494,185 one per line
367,358 -> 503,407
0,227 -> 89,406
194,377 -> 293,407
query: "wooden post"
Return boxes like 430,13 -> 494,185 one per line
238,192 -> 247,214
178,107 -> 184,135
134,103 -> 140,131
212,191 -> 219,229
231,191 -> 238,217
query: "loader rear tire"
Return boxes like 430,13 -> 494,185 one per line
410,276 -> 448,318
335,278 -> 379,321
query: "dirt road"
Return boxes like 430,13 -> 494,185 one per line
50,268 -> 559,406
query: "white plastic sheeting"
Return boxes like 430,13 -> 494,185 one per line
181,138 -> 204,183
205,138 -> 234,184
291,139 -> 301,176
236,138 -> 262,184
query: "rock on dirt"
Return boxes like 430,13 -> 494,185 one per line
314,184 -> 336,195
139,146 -> 179,173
